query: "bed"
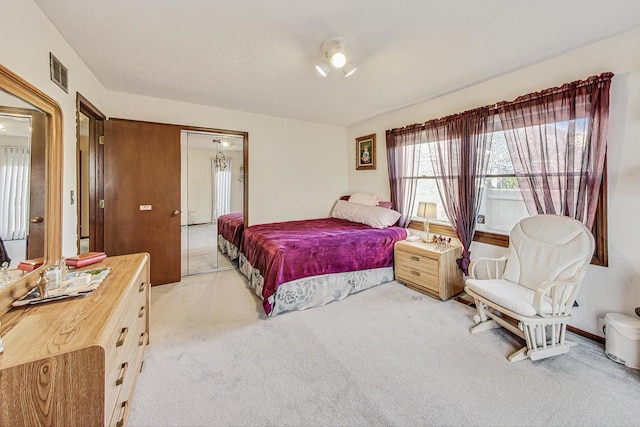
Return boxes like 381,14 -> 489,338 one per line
217,212 -> 244,260
239,201 -> 406,316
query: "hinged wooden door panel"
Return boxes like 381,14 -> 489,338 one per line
104,119 -> 181,285
27,110 -> 47,259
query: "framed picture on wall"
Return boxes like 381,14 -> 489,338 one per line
356,134 -> 376,170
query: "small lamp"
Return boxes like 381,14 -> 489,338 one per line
417,202 -> 437,242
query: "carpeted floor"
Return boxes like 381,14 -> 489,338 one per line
128,269 -> 640,427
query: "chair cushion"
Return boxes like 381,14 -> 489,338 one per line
502,215 -> 594,292
465,278 -> 552,317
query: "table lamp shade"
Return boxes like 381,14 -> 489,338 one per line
417,202 -> 437,220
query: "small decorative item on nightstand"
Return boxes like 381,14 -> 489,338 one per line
431,234 -> 452,250
394,239 -> 463,300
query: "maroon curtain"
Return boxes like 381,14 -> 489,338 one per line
386,124 -> 423,227
497,72 -> 612,228
425,107 -> 495,274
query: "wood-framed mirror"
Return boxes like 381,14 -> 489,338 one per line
0,64 -> 63,316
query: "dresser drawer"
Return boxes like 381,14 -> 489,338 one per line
109,332 -> 148,427
105,312 -> 147,423
104,271 -> 149,424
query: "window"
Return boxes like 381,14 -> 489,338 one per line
408,117 -> 608,266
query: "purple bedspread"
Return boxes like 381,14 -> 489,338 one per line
217,212 -> 244,248
241,217 -> 407,314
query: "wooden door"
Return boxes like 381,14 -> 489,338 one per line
26,110 -> 47,259
104,119 -> 181,285
90,118 -> 105,252
78,94 -> 106,254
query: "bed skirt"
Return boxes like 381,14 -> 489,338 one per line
217,235 -> 240,260
238,253 -> 395,316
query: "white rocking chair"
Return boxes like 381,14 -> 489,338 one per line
465,214 -> 595,362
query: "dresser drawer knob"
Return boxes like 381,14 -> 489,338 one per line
138,306 -> 145,318
411,270 -> 420,277
116,362 -> 129,386
116,400 -> 129,427
410,256 -> 420,262
139,332 -> 148,346
138,282 -> 145,293
116,327 -> 128,347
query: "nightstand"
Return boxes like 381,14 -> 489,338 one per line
394,239 -> 464,300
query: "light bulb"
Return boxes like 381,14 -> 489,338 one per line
343,63 -> 357,77
330,51 -> 346,68
315,60 -> 330,77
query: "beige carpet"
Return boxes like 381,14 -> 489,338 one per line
128,269 -> 640,426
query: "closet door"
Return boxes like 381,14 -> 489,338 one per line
104,119 -> 181,285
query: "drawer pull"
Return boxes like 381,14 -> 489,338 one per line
410,256 -> 420,262
138,306 -> 145,318
139,332 -> 147,346
411,271 -> 421,277
139,282 -> 145,293
116,327 -> 129,347
116,362 -> 129,386
116,400 -> 129,427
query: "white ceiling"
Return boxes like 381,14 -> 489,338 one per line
34,0 -> 640,127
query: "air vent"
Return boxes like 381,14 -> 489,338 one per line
49,53 -> 68,93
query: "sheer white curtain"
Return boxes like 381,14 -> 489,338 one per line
0,147 -> 30,240
213,157 -> 232,218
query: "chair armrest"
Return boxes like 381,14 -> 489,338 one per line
533,268 -> 586,317
469,256 -> 508,279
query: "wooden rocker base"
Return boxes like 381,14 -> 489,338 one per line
470,319 -> 501,334
508,341 -> 577,362
470,315 -> 578,362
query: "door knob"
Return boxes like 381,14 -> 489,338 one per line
30,216 -> 44,223
171,210 -> 181,217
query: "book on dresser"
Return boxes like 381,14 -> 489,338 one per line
66,251 -> 107,267
17,257 -> 44,272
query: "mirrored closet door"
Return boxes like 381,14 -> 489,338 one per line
181,130 -> 244,276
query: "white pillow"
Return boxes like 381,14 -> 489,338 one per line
348,192 -> 381,206
332,200 -> 401,229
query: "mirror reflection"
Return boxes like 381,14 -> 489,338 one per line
77,111 -> 90,254
180,131 -> 244,275
0,89 -> 47,270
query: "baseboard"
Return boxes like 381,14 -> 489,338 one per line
567,325 -> 605,345
455,294 -> 605,345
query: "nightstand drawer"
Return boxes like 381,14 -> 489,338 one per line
395,250 -> 439,275
395,265 -> 439,293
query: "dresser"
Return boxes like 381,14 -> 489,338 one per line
394,240 -> 463,300
0,253 -> 150,427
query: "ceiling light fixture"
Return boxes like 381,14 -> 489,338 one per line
315,35 -> 357,78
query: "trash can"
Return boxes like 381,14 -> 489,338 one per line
603,313 -> 640,369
